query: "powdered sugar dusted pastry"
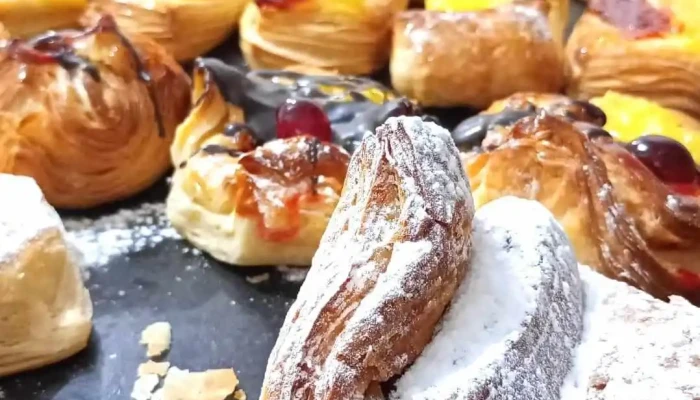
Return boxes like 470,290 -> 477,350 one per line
260,117 -> 474,399
393,197 -> 584,400
0,174 -> 92,377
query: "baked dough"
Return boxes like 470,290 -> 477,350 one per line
0,16 -> 190,209
260,117 -> 474,398
391,4 -> 564,108
81,0 -> 247,61
0,0 -> 86,38
0,174 -> 92,377
239,0 -> 410,75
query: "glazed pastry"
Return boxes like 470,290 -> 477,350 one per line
567,0 -> 700,119
239,0 -> 409,75
462,107 -> 700,304
391,4 -> 565,108
0,16 -> 190,209
260,117 -> 474,398
0,174 -> 92,377
0,0 -> 86,38
167,63 -> 350,266
81,0 -> 247,61
393,197 -> 584,400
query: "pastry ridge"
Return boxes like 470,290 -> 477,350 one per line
260,116 -> 474,399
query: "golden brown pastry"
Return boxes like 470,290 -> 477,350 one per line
462,105 -> 700,305
81,0 -> 247,61
260,116 -> 474,399
391,3 -> 565,108
0,173 -> 92,377
0,0 -> 87,38
167,63 -> 350,267
239,0 -> 410,75
566,0 -> 700,119
0,16 -> 190,209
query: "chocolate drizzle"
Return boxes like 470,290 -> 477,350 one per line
201,144 -> 243,158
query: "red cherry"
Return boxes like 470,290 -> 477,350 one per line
276,99 -> 332,142
669,183 -> 700,197
676,269 -> 700,291
255,0 -> 300,9
626,135 -> 697,184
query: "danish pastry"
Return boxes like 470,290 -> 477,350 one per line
0,0 -> 86,38
167,63 -> 350,267
0,16 -> 190,209
0,174 -> 92,377
567,0 -> 700,119
390,3 -> 565,108
260,117 -> 474,399
462,107 -> 700,304
239,0 -> 410,75
81,0 -> 247,61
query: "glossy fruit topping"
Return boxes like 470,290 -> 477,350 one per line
255,0 -> 301,9
276,99 -> 333,142
573,121 -> 612,140
676,269 -> 700,292
626,135 -> 698,184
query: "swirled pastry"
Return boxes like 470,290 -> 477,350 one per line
567,0 -> 700,119
239,0 -> 409,75
0,174 -> 92,377
0,0 -> 86,38
462,108 -> 700,304
167,64 -> 350,267
390,3 -> 565,108
0,16 -> 190,209
81,0 -> 247,61
260,117 -> 474,399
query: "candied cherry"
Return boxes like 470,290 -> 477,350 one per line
255,0 -> 299,9
676,269 -> 700,292
276,99 -> 332,142
625,135 -> 697,184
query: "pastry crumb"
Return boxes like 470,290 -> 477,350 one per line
140,322 -> 172,358
161,367 -> 239,400
234,389 -> 246,400
138,361 -> 171,377
245,273 -> 270,284
131,374 -> 159,400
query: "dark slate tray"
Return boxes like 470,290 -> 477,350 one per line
0,3 -> 584,399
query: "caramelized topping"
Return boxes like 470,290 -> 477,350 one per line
589,0 -> 673,39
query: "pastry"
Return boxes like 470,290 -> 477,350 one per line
81,0 -> 247,61
393,196 -> 585,400
167,63 -> 350,266
566,0 -> 700,119
239,0 -> 410,75
0,0 -> 86,38
0,173 -> 92,377
461,105 -> 700,304
260,117 -> 474,398
390,3 -> 565,108
0,15 -> 190,209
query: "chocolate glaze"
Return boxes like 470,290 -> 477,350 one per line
589,0 -> 673,39
453,109 -> 536,150
201,144 -> 244,158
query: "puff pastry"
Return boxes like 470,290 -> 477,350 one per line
261,116 -> 474,399
239,0 -> 410,75
463,110 -> 700,304
0,16 -> 190,209
0,174 -> 92,377
0,0 -> 86,38
566,0 -> 700,119
167,64 -> 350,267
391,4 -> 564,108
81,0 -> 247,61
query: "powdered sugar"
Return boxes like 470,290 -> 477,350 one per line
64,203 -> 180,270
393,197 -> 584,400
561,266 -> 700,400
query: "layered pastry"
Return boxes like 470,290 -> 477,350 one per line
0,174 -> 92,377
0,16 -> 190,209
239,0 -> 410,75
81,0 -> 247,61
390,1 -> 566,108
460,98 -> 700,304
567,0 -> 700,119
0,0 -> 86,38
167,63 -> 350,266
260,117 -> 474,398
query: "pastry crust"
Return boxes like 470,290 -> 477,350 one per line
0,17 -> 190,209
0,174 -> 92,377
167,64 -> 349,267
463,112 -> 700,304
566,0 -> 700,119
391,5 -> 564,108
81,0 -> 247,61
0,0 -> 86,38
239,0 -> 410,75
260,117 -> 474,399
